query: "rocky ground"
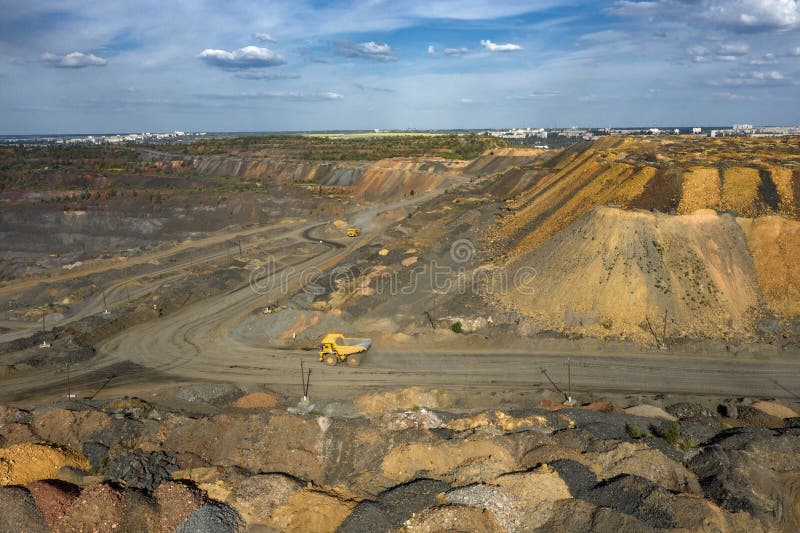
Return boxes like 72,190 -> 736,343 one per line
1,385 -> 799,532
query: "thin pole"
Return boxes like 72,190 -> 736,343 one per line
42,312 -> 46,333
568,358 -> 572,401
301,361 -> 306,400
238,240 -> 242,257
102,291 -> 108,311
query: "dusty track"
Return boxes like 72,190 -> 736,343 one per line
2,188 -> 800,405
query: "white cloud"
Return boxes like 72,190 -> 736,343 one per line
253,32 -> 278,43
480,39 -> 523,52
354,83 -> 395,93
609,0 -> 800,32
708,69 -> 787,86
460,98 -> 475,104
749,53 -> 777,64
427,45 -> 436,54
444,47 -> 469,56
507,91 -> 560,100
333,40 -> 397,61
198,46 -> 286,70
200,91 -> 343,101
578,30 -> 627,42
792,46 -> 800,55
253,33 -> 277,43
718,42 -> 750,55
751,70 -> 784,80
40,51 -> 107,68
235,72 -> 301,80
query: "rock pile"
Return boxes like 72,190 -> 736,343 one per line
0,389 -> 798,531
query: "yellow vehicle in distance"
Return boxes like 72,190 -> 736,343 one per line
347,228 -> 361,237
319,333 -> 372,366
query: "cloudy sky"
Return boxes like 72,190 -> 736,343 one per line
1,0 -> 799,134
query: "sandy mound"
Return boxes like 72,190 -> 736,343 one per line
352,158 -> 464,202
354,387 -> 453,414
398,505 -> 503,532
624,405 -> 677,421
445,465 -> 571,531
738,216 -> 800,317
382,440 -> 516,485
270,489 -> 356,533
678,167 -> 721,214
234,391 -> 279,409
750,401 -> 799,419
502,207 -> 762,341
0,444 -> 90,486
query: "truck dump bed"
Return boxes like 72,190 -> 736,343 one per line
342,338 -> 372,350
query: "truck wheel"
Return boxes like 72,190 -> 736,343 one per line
347,355 -> 360,367
324,354 -> 338,366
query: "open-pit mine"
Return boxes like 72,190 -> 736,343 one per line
2,134 -> 800,531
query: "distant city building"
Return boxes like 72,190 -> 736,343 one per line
732,124 -> 754,131
692,127 -> 702,134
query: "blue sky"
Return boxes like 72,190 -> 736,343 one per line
1,0 -> 799,134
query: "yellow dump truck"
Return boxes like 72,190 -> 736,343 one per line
347,228 -> 360,237
319,333 -> 372,366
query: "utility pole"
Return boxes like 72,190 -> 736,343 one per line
238,240 -> 242,257
40,311 -> 50,348
567,358 -> 572,403
102,291 -> 110,314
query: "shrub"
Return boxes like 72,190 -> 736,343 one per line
451,321 -> 463,333
662,421 -> 681,445
626,423 -> 642,439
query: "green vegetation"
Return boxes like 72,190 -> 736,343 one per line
180,133 -> 508,161
661,421 -> 681,446
626,422 -> 642,439
451,321 -> 463,333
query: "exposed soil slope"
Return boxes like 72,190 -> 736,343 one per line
502,207 -> 762,341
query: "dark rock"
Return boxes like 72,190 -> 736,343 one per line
665,402 -> 718,420
587,474 -> 678,529
687,429 -> 800,530
784,417 -> 800,428
718,403 -> 738,419
175,502 -> 242,533
82,441 -> 110,471
546,459 -> 597,499
336,479 -> 449,533
735,405 -> 784,429
103,449 -> 178,491
535,498 -> 656,533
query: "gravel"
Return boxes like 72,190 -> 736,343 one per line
337,479 -> 449,533
102,449 -> 178,491
176,502 -> 243,533
0,486 -> 50,533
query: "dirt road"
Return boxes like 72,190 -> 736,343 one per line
2,187 -> 800,406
